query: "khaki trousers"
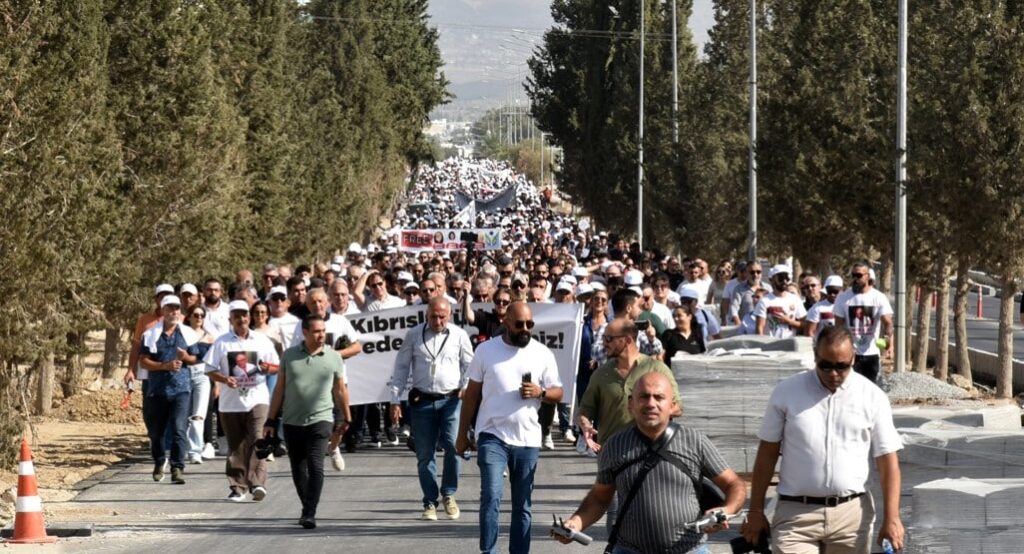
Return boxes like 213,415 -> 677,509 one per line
772,493 -> 875,554
219,405 -> 268,494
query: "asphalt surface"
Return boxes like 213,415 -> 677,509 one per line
23,441 -> 748,554
918,291 -> 1024,359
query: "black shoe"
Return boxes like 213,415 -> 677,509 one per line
300,516 -> 317,529
274,442 -> 288,457
406,436 -> 416,452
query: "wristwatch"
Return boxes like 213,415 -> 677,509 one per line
540,388 -> 547,399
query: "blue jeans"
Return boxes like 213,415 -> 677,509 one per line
477,432 -> 539,554
143,391 -> 191,469
409,395 -> 461,507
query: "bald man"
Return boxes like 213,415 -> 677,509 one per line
457,302 -> 564,554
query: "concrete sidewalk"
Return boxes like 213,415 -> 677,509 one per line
18,443 -> 745,553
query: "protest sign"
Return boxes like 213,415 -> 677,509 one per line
344,302 -> 584,406
399,228 -> 502,252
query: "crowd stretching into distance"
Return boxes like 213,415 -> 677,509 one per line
126,158 -> 903,553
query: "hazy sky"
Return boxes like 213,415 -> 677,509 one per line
427,0 -> 716,86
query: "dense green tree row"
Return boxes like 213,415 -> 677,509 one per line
527,0 -> 1024,395
0,0 -> 447,463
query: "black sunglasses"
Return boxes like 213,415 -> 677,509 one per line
851,272 -> 865,279
494,299 -> 511,306
817,360 -> 853,373
514,320 -> 535,330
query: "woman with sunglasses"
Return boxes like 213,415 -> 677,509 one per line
661,306 -> 706,361
708,261 -> 733,306
184,304 -> 216,464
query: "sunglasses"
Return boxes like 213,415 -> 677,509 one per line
494,299 -> 511,306
511,283 -> 526,289
514,320 -> 535,330
750,270 -> 762,274
592,297 -> 607,303
851,272 -> 865,279
817,360 -> 853,373
421,287 -> 436,293
369,282 -> 385,288
190,313 -> 206,319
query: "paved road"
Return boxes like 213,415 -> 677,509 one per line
916,291 -> 1024,359
21,443 -> 747,554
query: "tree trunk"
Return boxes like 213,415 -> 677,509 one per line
62,332 -> 85,399
996,275 -> 1018,399
913,286 -> 933,373
880,258 -> 893,294
934,263 -> 951,381
102,327 -> 120,379
953,258 -> 972,381
34,354 -> 55,416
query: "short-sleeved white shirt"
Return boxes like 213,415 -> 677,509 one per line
289,313 -> 361,351
203,329 -> 280,413
467,336 -> 562,448
752,292 -> 807,338
759,369 -> 902,497
833,288 -> 893,356
270,313 -> 301,350
805,299 -> 836,340
203,300 -> 231,338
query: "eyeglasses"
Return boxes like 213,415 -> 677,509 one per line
816,360 -> 853,373
494,299 -> 511,306
511,282 -> 526,289
592,297 -> 607,303
270,296 -> 286,302
602,334 -> 624,343
749,270 -> 762,275
514,320 -> 535,330
851,272 -> 865,279
369,281 -> 385,288
421,287 -> 436,293
654,284 -> 669,290
252,311 -> 268,316
190,313 -> 205,319
642,296 -> 652,302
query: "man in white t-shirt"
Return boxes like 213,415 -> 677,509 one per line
204,300 -> 280,502
754,264 -> 807,339
804,275 -> 844,341
268,285 -> 300,350
676,260 -> 713,307
456,302 -> 564,554
833,262 -> 894,384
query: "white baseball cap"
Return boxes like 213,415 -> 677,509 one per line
590,282 -> 607,292
824,275 -> 844,289
397,271 -> 414,283
572,266 -> 589,278
228,300 -> 250,312
769,264 -> 792,279
160,295 -> 182,308
555,281 -> 574,294
624,270 -> 645,286
560,275 -> 578,286
679,286 -> 701,301
348,242 -> 362,253
269,285 -> 288,298
154,283 -> 175,296
179,283 -> 198,296
576,283 -> 594,297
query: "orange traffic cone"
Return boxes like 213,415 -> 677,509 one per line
6,438 -> 56,544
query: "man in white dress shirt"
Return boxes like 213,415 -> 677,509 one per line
742,325 -> 904,553
388,297 -> 474,521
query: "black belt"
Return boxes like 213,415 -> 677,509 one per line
779,492 -> 864,507
411,388 -> 458,402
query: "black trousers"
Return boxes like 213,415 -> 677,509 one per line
854,354 -> 881,384
284,421 -> 333,518
343,403 -> 383,446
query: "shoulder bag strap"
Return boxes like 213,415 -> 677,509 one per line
604,426 -> 677,553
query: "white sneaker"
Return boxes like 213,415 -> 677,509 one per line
189,453 -> 204,464
251,486 -> 267,502
563,429 -> 576,443
542,435 -> 555,451
266,453 -> 275,462
330,448 -> 346,471
399,424 -> 411,438
201,443 -> 216,459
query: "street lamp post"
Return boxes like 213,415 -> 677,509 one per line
748,0 -> 758,262
671,0 -> 678,145
895,0 -> 908,372
637,0 -> 645,250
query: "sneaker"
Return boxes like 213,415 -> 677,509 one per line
442,496 -> 460,519
369,439 -> 382,449
563,429 -> 576,443
330,448 -> 346,471
421,504 -> 438,521
542,434 -> 555,451
216,441 -> 229,457
385,428 -> 400,446
171,467 -> 185,485
399,424 -> 411,438
201,442 -> 216,459
251,486 -> 267,502
188,453 -> 204,464
227,491 -> 245,502
266,452 -> 275,462
152,465 -> 165,482
300,516 -> 317,529
274,442 -> 288,457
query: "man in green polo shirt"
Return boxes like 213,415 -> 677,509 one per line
263,315 -> 351,529
576,317 -> 682,532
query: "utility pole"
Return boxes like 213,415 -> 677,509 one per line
637,0 -> 645,250
895,0 -> 908,372
747,0 -> 758,262
671,0 -> 679,144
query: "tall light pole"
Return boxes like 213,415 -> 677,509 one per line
540,132 -> 546,188
747,0 -> 758,262
671,0 -> 679,144
637,0 -> 646,250
895,0 -> 908,372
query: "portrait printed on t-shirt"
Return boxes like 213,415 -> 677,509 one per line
228,351 -> 259,388
847,305 -> 876,338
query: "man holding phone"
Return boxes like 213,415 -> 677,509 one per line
456,302 -> 564,554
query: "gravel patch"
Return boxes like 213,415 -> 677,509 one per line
881,371 -> 970,401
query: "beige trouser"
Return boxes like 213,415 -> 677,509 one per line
220,405 -> 268,494
772,494 -> 875,554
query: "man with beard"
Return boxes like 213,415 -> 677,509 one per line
833,262 -> 894,384
804,275 -> 844,341
728,262 -> 768,326
456,302 -> 564,554
202,278 -> 230,338
556,372 -> 745,554
754,265 -> 807,339
463,287 -> 512,349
